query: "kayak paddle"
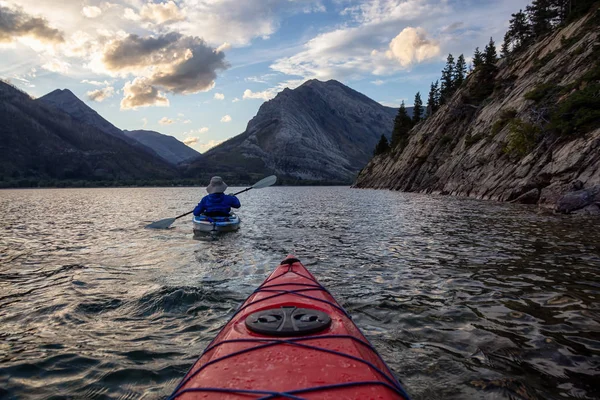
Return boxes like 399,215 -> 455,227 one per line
145,175 -> 277,229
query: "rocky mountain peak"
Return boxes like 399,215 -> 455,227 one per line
187,79 -> 399,183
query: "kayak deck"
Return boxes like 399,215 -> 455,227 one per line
169,257 -> 409,399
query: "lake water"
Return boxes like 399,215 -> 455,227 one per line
0,187 -> 599,399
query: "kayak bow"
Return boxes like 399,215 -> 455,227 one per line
169,256 -> 410,399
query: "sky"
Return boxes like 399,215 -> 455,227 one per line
0,0 -> 531,153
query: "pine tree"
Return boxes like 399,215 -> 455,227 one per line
391,101 -> 413,149
472,47 -> 483,69
373,134 -> 390,155
440,54 -> 455,104
507,10 -> 531,51
501,31 -> 511,57
426,82 -> 436,117
483,37 -> 498,65
470,38 -> 499,101
433,80 -> 441,111
412,92 -> 423,123
526,0 -> 556,38
454,54 -> 467,88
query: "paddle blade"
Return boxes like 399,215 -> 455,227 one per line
146,217 -> 176,229
252,175 -> 277,189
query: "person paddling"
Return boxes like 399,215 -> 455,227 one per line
193,176 -> 240,217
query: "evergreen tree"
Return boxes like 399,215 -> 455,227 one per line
501,31 -> 511,57
472,47 -> 483,69
507,10 -> 531,51
470,39 -> 499,101
526,0 -> 556,38
391,101 -> 413,149
412,92 -> 423,123
483,37 -> 498,65
454,54 -> 467,88
440,53 -> 455,104
373,134 -> 390,155
426,82 -> 436,117
433,80 -> 441,111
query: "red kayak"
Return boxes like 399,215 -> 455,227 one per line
169,257 -> 410,399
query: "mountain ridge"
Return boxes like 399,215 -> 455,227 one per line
124,129 -> 201,165
186,79 -> 400,183
0,81 -> 178,184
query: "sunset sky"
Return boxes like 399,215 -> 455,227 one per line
0,0 -> 529,153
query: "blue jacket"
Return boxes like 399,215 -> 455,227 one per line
193,193 -> 241,216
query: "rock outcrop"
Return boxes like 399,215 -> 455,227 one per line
354,9 -> 600,214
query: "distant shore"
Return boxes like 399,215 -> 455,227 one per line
0,178 -> 353,189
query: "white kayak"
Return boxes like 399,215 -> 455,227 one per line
192,213 -> 241,234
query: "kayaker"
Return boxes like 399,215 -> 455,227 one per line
193,176 -> 240,217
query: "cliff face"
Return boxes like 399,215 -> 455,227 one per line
354,10 -> 600,214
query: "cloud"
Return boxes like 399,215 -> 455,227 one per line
271,23 -> 441,80
214,92 -> 224,100
216,42 -> 231,53
372,79 -> 384,85
443,22 -> 465,33
183,136 -> 198,146
175,0 -> 325,46
198,139 -> 223,152
159,116 -> 174,125
379,100 -> 404,107
232,97 -> 240,102
0,4 -> 64,44
182,119 -> 191,124
121,77 -> 169,110
340,0 -> 448,25
139,1 -> 185,24
243,88 -> 274,101
199,127 -> 209,133
87,86 -> 115,102
385,27 -> 440,67
242,79 -> 305,102
82,6 -> 102,19
270,0 -> 450,80
41,59 -> 71,73
142,117 -> 148,127
81,79 -> 111,86
220,115 -> 231,122
124,8 -> 141,21
101,33 -> 228,96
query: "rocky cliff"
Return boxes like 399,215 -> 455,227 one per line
185,79 -> 399,183
354,9 -> 600,214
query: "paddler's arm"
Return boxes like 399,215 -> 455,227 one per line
228,195 -> 241,209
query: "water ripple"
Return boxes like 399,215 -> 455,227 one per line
0,187 -> 598,399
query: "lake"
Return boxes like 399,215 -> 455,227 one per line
0,187 -> 598,399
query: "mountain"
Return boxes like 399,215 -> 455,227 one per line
354,7 -> 600,214
123,129 -> 201,165
0,81 -> 177,184
38,89 -> 131,142
184,79 -> 399,183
